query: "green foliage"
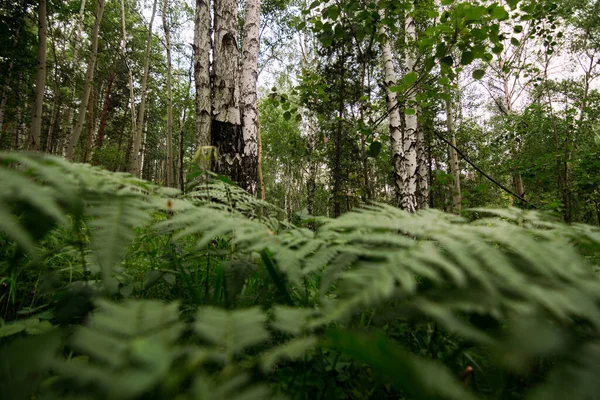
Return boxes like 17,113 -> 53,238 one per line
2,153 -> 600,399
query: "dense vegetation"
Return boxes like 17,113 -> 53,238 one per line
1,0 -> 600,398
1,152 -> 600,399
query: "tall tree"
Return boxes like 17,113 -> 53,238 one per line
130,0 -> 158,176
399,4 -> 419,212
29,0 -> 48,151
65,0 -> 105,161
211,0 -> 243,182
162,0 -> 174,187
193,0 -> 211,148
240,0 -> 261,194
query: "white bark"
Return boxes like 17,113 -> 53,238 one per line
193,0 -> 211,148
378,14 -> 406,210
163,0 -> 174,187
65,0 -> 105,161
213,0 -> 240,125
120,0 -> 137,157
30,0 -> 48,151
130,0 -> 158,176
240,0 -> 261,194
445,94 -> 461,212
61,0 -> 87,156
400,9 -> 418,212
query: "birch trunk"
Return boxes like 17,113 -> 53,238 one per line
378,17 -> 405,210
130,0 -> 158,176
400,9 -> 418,212
65,0 -> 105,161
212,0 -> 243,182
30,0 -> 48,151
416,120 -> 430,209
61,0 -> 87,156
162,0 -> 174,187
445,94 -> 461,212
193,0 -> 211,148
240,0 -> 261,194
120,0 -> 138,163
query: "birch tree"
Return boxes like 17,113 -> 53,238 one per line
212,0 -> 243,182
240,0 -> 261,194
130,0 -> 158,176
65,0 -> 105,161
399,5 -> 419,212
162,0 -> 174,187
193,0 -> 211,148
29,0 -> 48,151
61,0 -> 87,156
378,16 -> 405,210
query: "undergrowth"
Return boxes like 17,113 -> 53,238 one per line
1,152 -> 600,399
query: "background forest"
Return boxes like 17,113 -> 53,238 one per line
1,0 -> 600,399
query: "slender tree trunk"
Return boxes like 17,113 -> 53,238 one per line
84,85 -> 96,163
500,58 -> 525,201
163,0 -> 174,187
240,0 -> 261,194
333,45 -> 346,218
120,0 -> 138,167
378,16 -> 405,211
65,0 -> 105,160
399,8 -> 418,212
212,0 -> 243,182
130,0 -> 158,176
44,98 -> 60,153
30,0 -> 48,151
62,0 -> 87,156
96,68 -> 115,153
445,94 -> 461,212
178,62 -> 193,191
194,0 -> 211,148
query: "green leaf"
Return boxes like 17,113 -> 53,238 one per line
472,69 -> 486,79
328,330 -> 479,400
367,141 -> 382,158
404,108 -> 416,115
403,71 -> 419,85
327,5 -> 340,20
490,5 -> 509,20
460,51 -> 475,65
441,0 -> 453,5
511,37 -> 520,46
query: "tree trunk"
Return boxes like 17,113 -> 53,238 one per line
83,85 -> 96,163
120,0 -> 138,169
378,16 -> 406,211
44,98 -> 60,153
163,0 -> 174,187
240,0 -> 261,194
30,0 -> 48,151
445,94 -> 461,212
333,45 -> 346,218
130,0 -> 158,176
96,68 -> 115,153
193,0 -> 211,148
61,0 -> 87,157
65,0 -> 105,161
399,9 -> 418,212
212,0 -> 243,182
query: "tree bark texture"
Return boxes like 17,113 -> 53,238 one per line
445,95 -> 461,212
65,0 -> 105,161
212,0 -> 243,184
30,0 -> 48,151
130,0 -> 158,176
163,0 -> 174,187
194,0 -> 212,148
378,17 -> 406,211
61,0 -> 87,157
240,0 -> 261,194
399,10 -> 418,212
96,69 -> 115,153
